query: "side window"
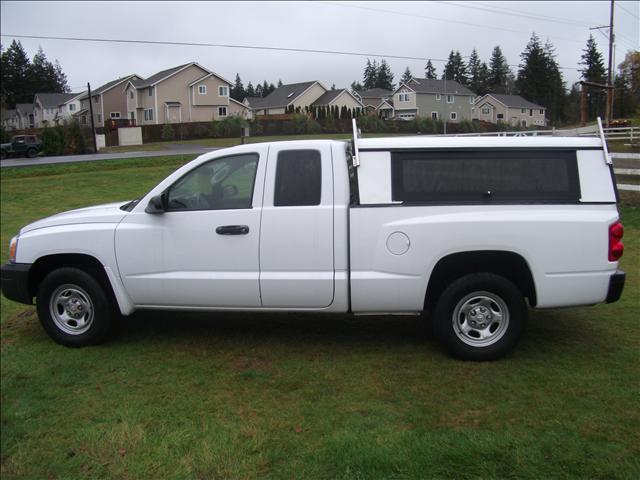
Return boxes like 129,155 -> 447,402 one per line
274,150 -> 321,206
391,150 -> 580,203
166,153 -> 259,211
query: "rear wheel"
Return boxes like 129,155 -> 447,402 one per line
36,267 -> 113,347
432,273 -> 526,360
25,148 -> 37,158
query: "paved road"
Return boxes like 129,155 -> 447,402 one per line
1,144 -> 216,168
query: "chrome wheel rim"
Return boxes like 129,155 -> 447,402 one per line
49,284 -> 94,335
452,291 -> 509,347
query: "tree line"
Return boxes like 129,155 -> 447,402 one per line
230,75 -> 284,102
1,40 -> 69,108
352,33 -> 638,126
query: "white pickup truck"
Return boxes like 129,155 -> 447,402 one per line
1,127 -> 626,359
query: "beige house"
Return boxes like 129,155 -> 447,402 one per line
15,104 -> 34,129
473,94 -> 547,127
124,62 -> 249,125
77,75 -> 142,128
247,81 -> 328,115
353,88 -> 394,117
311,89 -> 363,112
33,93 -> 81,127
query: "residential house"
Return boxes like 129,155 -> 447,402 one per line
249,81 -> 327,115
124,62 -> 249,125
473,94 -> 547,127
15,103 -> 34,129
311,89 -> 363,112
77,74 -> 143,128
1,109 -> 18,130
33,92 -> 82,127
392,78 -> 476,122
58,92 -> 85,123
353,88 -> 394,118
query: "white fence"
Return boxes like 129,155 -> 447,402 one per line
611,152 -> 640,192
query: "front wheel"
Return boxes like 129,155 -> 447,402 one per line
36,267 -> 113,347
0,150 -> 7,160
432,273 -> 527,361
25,148 -> 37,158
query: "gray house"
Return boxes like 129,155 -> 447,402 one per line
473,94 -> 547,127
248,81 -> 327,115
392,78 -> 476,122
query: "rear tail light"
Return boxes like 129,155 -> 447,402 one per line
608,221 -> 624,261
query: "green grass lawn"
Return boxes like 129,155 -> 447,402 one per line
1,157 -> 639,479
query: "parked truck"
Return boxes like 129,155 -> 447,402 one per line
0,123 -> 625,359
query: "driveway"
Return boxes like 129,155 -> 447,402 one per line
1,144 -> 215,168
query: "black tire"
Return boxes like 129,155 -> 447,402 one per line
25,148 -> 37,158
432,273 -> 527,361
0,150 -> 6,160
36,267 -> 113,347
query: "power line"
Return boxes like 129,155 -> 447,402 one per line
436,1 -> 591,28
618,2 -> 640,20
320,1 -> 586,45
0,33 -> 449,63
0,32 -> 581,71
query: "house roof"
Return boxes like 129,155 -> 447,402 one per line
377,99 -> 394,110
355,88 -> 393,99
80,75 -> 141,99
243,96 -> 266,108
312,89 -> 363,107
35,92 -> 80,108
229,97 -> 250,109
254,81 -> 320,109
136,63 -> 193,88
398,78 -> 476,96
480,94 -> 544,110
15,103 -> 33,116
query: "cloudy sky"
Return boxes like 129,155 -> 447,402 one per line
1,1 -> 638,93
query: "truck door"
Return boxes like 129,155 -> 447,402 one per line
259,144 -> 335,308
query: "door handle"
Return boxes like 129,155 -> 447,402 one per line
216,225 -> 250,235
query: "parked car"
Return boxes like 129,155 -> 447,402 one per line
0,135 -> 42,159
0,130 -> 625,360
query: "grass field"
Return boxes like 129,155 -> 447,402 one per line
1,155 -> 639,479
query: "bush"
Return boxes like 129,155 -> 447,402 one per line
161,124 -> 175,141
0,126 -> 10,143
457,119 -> 477,133
210,116 -> 249,138
357,115 -> 386,133
41,126 -> 67,156
67,120 -> 90,154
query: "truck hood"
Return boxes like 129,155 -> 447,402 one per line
20,201 -> 130,234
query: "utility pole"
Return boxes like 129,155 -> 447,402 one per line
605,0 -> 615,126
87,82 -> 98,153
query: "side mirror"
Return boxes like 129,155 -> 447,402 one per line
145,194 -> 165,214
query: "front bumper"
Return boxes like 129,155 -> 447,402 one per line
0,263 -> 33,305
606,270 -> 626,304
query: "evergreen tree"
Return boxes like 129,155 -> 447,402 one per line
476,62 -> 491,96
614,51 -> 640,118
425,59 -> 437,79
351,80 -> 363,91
267,83 -> 276,95
443,51 -> 468,84
261,80 -> 270,97
277,79 -> 283,88
516,34 -> 566,125
231,73 -> 245,102
246,81 -> 255,97
1,40 -> 33,107
331,83 -> 336,90
401,67 -> 413,84
467,48 -> 482,94
375,59 -> 395,90
363,59 -> 378,89
488,45 -> 511,93
579,35 -> 607,120
255,83 -> 263,97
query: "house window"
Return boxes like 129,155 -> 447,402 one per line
450,112 -> 457,120
218,107 -> 227,117
497,114 -> 504,119
97,114 -> 102,123
218,86 -> 229,97
110,112 -> 121,119
69,104 -> 76,112
521,108 -> 527,113
81,116 -> 87,125
481,107 -> 490,114
539,109 -> 544,114
94,96 -> 99,103
447,95 -> 454,104
436,94 -> 441,101
431,112 -> 438,120
399,93 -> 410,102
529,109 -> 533,116
144,109 -> 154,121
198,85 -> 207,95
469,96 -> 475,104
149,87 -> 154,96
130,91 -> 134,99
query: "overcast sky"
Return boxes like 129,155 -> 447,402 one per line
1,1 -> 638,93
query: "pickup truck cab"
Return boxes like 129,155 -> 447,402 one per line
0,135 -> 42,159
1,131 -> 626,360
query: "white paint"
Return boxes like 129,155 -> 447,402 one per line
117,127 -> 143,146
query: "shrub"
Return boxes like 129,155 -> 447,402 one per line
211,116 -> 249,137
458,119 -> 476,133
161,124 -> 175,141
250,119 -> 264,136
0,126 -> 10,143
357,115 -> 385,133
41,126 -> 67,155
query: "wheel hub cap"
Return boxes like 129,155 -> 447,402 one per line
452,291 -> 510,347
49,284 -> 94,335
